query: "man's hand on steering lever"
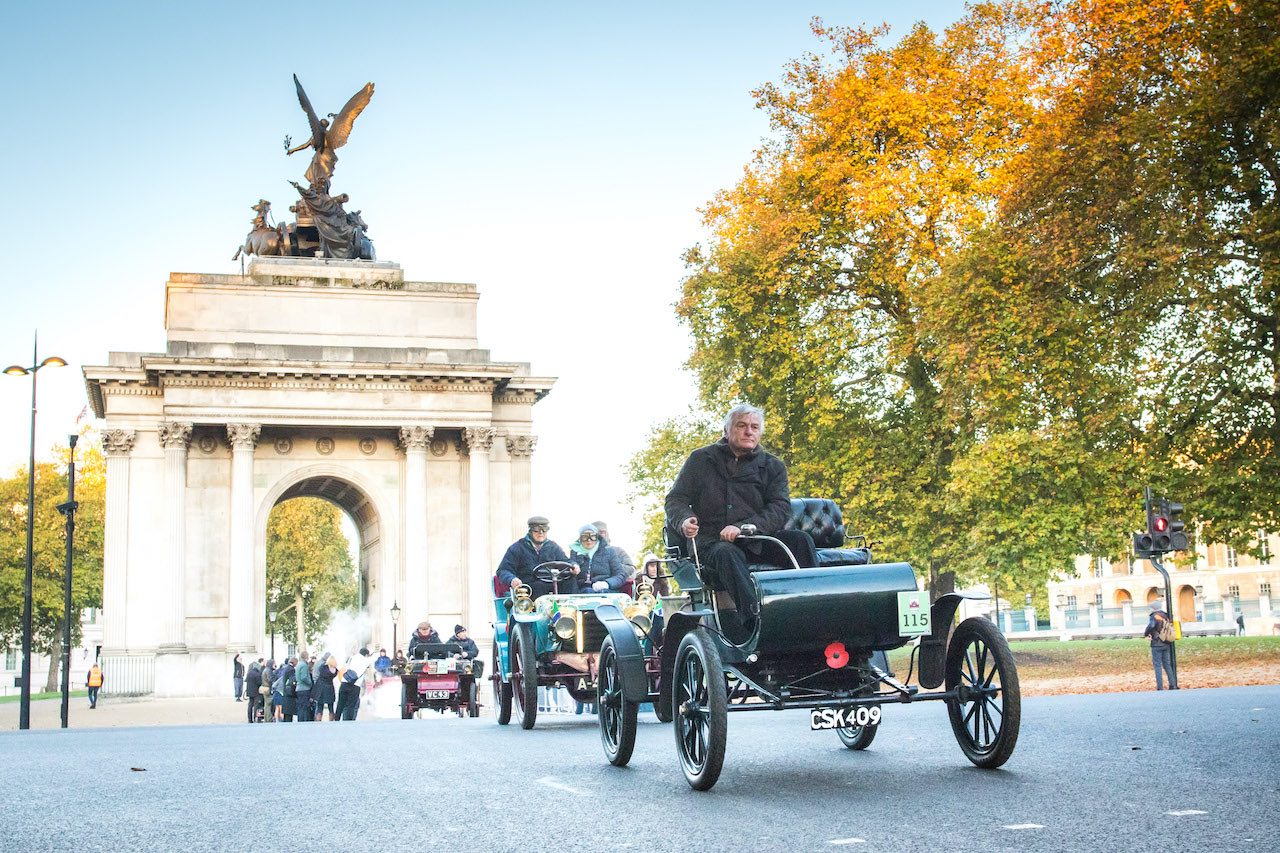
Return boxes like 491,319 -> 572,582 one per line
720,525 -> 742,542
681,516 -> 699,539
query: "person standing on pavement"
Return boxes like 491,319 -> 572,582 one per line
245,659 -> 263,722
335,647 -> 372,721
279,657 -> 298,722
233,653 -> 244,702
313,654 -> 338,721
1143,599 -> 1179,690
86,662 -> 104,709
294,653 -> 314,721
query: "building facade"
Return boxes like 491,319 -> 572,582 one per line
82,258 -> 553,696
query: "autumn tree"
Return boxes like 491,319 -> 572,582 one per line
0,436 -> 105,692
265,497 -> 357,650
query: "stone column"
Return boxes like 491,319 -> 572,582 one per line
506,434 -> 537,536
157,422 -> 192,652
489,435 -> 513,562
464,428 -> 495,635
399,425 -> 433,630
100,430 -> 136,658
227,423 -> 260,651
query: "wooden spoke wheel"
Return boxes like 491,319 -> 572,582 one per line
495,642 -> 513,725
597,636 -> 638,767
945,616 -> 1021,769
673,629 -> 727,791
511,622 -> 539,730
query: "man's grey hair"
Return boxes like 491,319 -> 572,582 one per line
723,403 -> 765,434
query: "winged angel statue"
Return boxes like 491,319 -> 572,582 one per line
286,74 -> 375,193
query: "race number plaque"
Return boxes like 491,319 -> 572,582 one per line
897,590 -> 930,637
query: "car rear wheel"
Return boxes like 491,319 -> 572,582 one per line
836,718 -> 878,750
511,622 -> 539,730
400,681 -> 414,720
673,628 -> 727,791
467,680 -> 480,718
495,643 -> 512,725
945,616 -> 1020,769
598,636 -> 638,767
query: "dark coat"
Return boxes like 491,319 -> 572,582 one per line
1143,610 -> 1174,647
448,634 -> 480,659
570,544 -> 630,591
495,535 -> 571,588
664,438 -> 791,551
245,664 -> 262,694
408,628 -> 443,658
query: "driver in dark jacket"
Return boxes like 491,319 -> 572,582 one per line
408,621 -> 442,659
496,515 -> 574,599
665,404 -> 815,627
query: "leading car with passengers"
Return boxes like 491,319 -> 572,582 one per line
590,497 -> 1021,790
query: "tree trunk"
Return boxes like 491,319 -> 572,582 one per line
294,593 -> 306,655
44,628 -> 62,693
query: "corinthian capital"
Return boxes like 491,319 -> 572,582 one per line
226,423 -> 261,450
463,427 -> 496,453
398,425 -> 435,451
158,421 -> 193,450
101,429 -> 137,457
505,434 -> 538,458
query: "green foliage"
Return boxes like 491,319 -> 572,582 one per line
625,411 -> 719,556
0,437 -> 105,661
266,498 -> 357,645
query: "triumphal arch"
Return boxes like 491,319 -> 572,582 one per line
83,256 -> 553,695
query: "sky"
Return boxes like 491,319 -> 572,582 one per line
0,0 -> 965,557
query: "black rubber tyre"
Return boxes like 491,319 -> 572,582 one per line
597,636 -> 639,767
836,718 -> 878,750
673,629 -> 728,791
945,616 -> 1021,769
400,682 -> 414,720
511,622 -> 539,730
650,662 -> 673,723
467,681 -> 480,718
495,642 -> 513,726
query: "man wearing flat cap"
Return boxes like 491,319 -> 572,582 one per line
408,620 -> 442,659
496,515 -> 574,599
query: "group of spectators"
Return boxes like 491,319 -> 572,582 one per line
234,648 -> 373,723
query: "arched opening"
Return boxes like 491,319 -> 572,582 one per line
1115,589 -> 1133,607
255,467 -> 389,658
1146,587 -> 1162,604
1177,584 -> 1197,622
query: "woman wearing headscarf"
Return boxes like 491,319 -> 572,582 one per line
569,524 -> 629,592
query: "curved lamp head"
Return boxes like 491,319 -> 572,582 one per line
40,356 -> 67,369
3,365 -> 28,376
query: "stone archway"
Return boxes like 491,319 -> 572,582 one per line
1177,585 -> 1197,622
255,464 -> 391,654
1115,589 -> 1133,606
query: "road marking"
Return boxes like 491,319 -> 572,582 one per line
536,776 -> 591,796
827,839 -> 866,845
1167,809 -> 1208,816
1004,824 -> 1044,830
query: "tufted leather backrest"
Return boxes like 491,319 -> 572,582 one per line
783,498 -> 845,548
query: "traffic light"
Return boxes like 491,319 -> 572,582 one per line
1132,489 -> 1189,556
1150,500 -> 1172,552
1165,500 -> 1188,551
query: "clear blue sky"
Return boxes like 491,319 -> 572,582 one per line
0,1 -> 965,553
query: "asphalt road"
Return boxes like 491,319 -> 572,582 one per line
3,686 -> 1276,853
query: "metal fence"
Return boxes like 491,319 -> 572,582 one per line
1009,611 -> 1030,631
1236,598 -> 1262,618
1202,601 -> 1224,621
1098,607 -> 1125,627
1065,608 -> 1090,629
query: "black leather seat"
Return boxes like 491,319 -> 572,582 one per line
783,498 -> 870,567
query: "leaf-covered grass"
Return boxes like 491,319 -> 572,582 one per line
888,636 -> 1280,682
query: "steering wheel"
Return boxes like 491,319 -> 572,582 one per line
532,560 -> 577,586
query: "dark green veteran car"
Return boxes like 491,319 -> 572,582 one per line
593,498 -> 1022,791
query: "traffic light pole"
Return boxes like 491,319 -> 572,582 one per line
1149,554 -> 1178,685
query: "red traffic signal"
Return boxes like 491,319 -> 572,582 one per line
1154,516 -> 1168,533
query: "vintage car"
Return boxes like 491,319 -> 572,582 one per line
491,562 -> 658,729
397,642 -> 481,719
593,498 -> 1021,790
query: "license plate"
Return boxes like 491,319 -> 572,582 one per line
810,706 -> 882,730
422,689 -> 452,700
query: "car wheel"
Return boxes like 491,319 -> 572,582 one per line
400,681 -> 414,720
836,718 -> 878,750
673,628 -> 727,791
511,622 -> 539,730
468,680 -> 480,718
945,616 -> 1021,769
597,636 -> 638,767
494,643 -> 513,725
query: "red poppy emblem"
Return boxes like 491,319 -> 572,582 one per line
824,641 -> 849,669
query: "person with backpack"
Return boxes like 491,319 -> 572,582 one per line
1143,599 -> 1179,690
86,662 -> 104,709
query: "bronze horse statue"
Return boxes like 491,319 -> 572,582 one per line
232,199 -> 288,260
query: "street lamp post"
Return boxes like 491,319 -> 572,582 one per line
390,600 -> 401,656
56,434 -> 79,730
269,607 -> 279,661
4,335 -> 66,730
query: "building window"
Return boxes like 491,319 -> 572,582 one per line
1094,592 -> 1103,606
4,648 -> 15,670
1228,583 -> 1240,599
1226,546 -> 1238,568
1093,557 -> 1105,578
1261,582 -> 1272,598
1260,533 -> 1272,563
1067,595 -> 1078,608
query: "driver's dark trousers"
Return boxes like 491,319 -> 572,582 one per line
699,531 -> 817,623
